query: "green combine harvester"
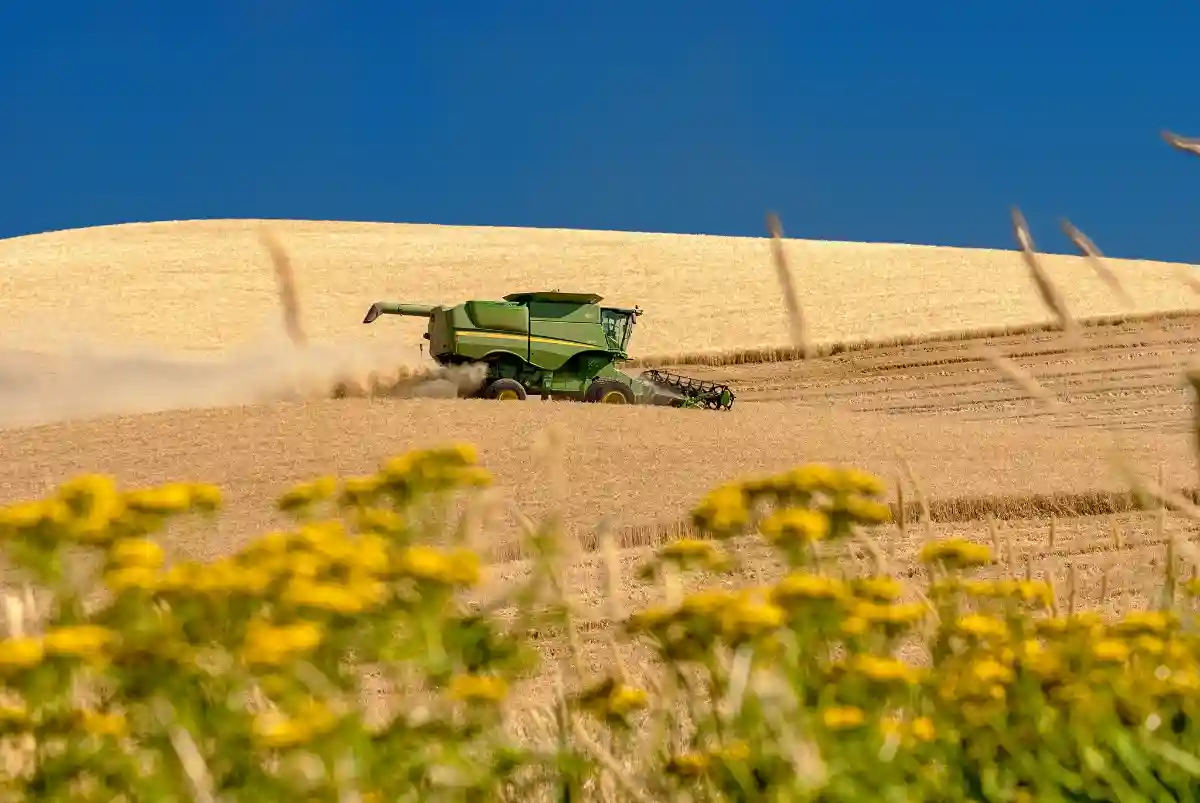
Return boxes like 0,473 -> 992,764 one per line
362,291 -> 735,410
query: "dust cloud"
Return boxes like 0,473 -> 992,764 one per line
0,328 -> 488,430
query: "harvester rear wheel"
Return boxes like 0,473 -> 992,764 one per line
485,378 -> 527,401
584,379 -> 634,404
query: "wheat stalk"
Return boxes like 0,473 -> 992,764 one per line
258,226 -> 307,348
1059,218 -> 1134,307
766,212 -> 809,358
1010,207 -> 1081,346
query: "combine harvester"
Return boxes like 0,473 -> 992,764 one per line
362,291 -> 735,410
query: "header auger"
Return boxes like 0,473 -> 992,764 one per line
362,290 -> 735,410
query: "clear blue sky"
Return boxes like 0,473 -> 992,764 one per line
2,1 -> 1198,262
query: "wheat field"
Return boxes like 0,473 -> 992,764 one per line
2,218 -> 1198,358
2,215 -> 1199,719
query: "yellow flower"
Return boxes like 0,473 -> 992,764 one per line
190,559 -> 274,596
625,604 -> 677,634
282,580 -> 369,615
955,614 -> 1009,641
721,597 -> 785,639
836,468 -> 887,496
659,538 -> 722,564
835,495 -> 892,525
395,545 -> 481,586
771,572 -> 848,603
124,484 -> 194,515
253,699 -> 338,749
59,474 -> 125,539
575,678 -> 649,721
1133,635 -> 1165,656
80,710 -> 127,737
1111,610 -> 1176,637
666,752 -> 710,777
851,575 -> 903,602
911,717 -> 935,742
278,476 -> 338,513
784,464 -> 840,494
42,625 -> 117,659
109,537 -> 165,568
0,500 -> 69,530
0,703 -> 28,726
971,659 -> 1014,685
919,538 -> 992,569
448,673 -> 508,704
0,637 -> 44,671
759,507 -> 830,545
339,475 -> 383,508
691,483 -> 750,535
822,705 -> 865,730
350,533 -> 392,575
608,685 -> 649,716
354,507 -> 406,536
186,483 -> 223,511
850,654 -> 923,685
680,589 -> 737,617
104,565 -> 160,593
849,601 -> 926,629
1092,640 -> 1131,663
445,442 -> 479,465
711,740 -> 751,762
241,619 -> 324,666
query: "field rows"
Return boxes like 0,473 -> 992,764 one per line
672,309 -> 1199,434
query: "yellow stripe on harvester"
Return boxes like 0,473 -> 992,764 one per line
456,331 -> 595,349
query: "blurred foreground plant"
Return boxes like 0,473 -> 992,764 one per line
0,448 -> 1198,801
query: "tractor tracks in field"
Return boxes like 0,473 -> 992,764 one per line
665,311 -> 1200,434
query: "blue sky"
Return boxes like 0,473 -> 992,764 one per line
2,1 -> 1198,262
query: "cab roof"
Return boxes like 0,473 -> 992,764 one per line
502,291 -> 603,305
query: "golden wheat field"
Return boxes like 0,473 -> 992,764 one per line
1,217 -> 1200,717
2,218 -> 1199,358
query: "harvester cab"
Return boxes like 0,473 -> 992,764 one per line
361,291 -> 733,410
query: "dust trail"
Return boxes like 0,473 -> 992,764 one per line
0,330 -> 488,430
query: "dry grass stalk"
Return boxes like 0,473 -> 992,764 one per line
1047,517 -> 1056,550
765,212 -> 809,358
978,346 -> 1064,411
1067,564 -> 1078,616
1010,207 -> 1081,346
1100,568 -> 1110,604
1162,129 -> 1200,159
1059,219 -> 1134,308
599,528 -> 629,682
569,717 -> 656,803
895,455 -> 933,545
258,226 -> 307,348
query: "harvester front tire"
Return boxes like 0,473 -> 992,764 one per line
485,378 -> 527,401
584,379 -> 634,404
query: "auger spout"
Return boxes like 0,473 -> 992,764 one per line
362,302 -> 436,324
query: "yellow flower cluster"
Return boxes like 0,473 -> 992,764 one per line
252,698 -> 339,749
573,676 -> 650,725
919,538 -> 993,569
690,464 -> 892,542
0,624 -> 119,673
0,474 -> 220,546
447,672 -> 509,704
